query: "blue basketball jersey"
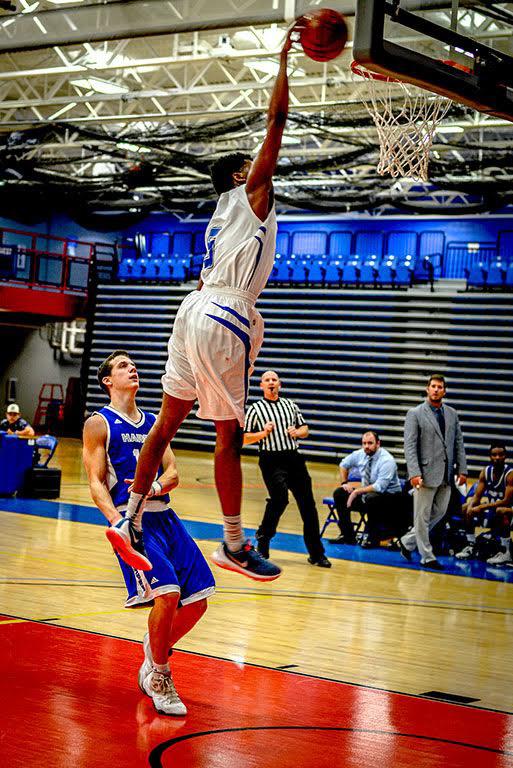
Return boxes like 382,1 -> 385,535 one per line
484,463 -> 513,503
95,405 -> 169,510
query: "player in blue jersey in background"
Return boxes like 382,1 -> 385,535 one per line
108,30 -> 296,582
456,442 -> 513,565
83,350 -> 215,716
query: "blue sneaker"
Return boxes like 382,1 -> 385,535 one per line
211,540 -> 282,581
106,518 -> 152,571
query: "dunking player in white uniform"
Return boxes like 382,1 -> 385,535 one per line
107,31 -> 294,581
84,351 -> 215,715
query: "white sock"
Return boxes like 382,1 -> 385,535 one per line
467,533 -> 476,544
500,537 -> 510,551
153,662 -> 170,675
223,514 -> 245,552
125,492 -> 147,531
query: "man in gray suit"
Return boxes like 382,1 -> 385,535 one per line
399,374 -> 467,570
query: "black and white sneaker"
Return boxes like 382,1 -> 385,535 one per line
211,541 -> 281,581
106,518 -> 152,571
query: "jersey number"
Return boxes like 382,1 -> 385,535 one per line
204,227 -> 220,269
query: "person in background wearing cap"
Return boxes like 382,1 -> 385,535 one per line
0,404 -> 35,437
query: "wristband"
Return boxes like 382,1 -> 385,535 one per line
147,480 -> 163,498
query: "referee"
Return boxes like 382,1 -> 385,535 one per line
244,371 -> 331,568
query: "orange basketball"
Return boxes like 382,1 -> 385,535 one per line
296,8 -> 348,63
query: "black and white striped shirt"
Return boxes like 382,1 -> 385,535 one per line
244,397 -> 306,452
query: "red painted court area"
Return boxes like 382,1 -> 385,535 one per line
1,617 -> 512,768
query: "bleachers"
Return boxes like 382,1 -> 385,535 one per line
85,284 -> 513,475
465,260 -> 513,291
116,226 -> 513,290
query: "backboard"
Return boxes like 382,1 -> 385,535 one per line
353,0 -> 513,121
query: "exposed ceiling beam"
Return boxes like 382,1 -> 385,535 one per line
0,0 -> 353,53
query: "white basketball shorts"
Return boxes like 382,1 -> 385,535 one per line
161,288 -> 264,426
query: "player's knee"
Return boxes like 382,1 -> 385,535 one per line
154,591 -> 180,612
215,423 -> 243,454
194,598 -> 208,619
333,486 -> 345,503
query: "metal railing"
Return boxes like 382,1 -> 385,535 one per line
0,226 -> 117,294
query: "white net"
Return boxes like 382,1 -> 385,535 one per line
351,62 -> 452,182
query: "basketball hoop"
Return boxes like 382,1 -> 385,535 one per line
351,60 -> 453,182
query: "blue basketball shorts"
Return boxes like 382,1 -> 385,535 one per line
116,507 -> 215,608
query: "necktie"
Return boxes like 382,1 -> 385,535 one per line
363,455 -> 373,486
435,407 -> 445,437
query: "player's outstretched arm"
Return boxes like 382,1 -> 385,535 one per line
245,29 -> 293,220
83,415 -> 123,525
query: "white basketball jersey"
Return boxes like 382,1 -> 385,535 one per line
202,185 -> 277,301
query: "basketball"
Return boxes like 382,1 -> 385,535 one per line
296,8 -> 348,63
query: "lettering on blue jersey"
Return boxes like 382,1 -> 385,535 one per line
97,406 -> 169,510
121,432 -> 146,443
204,227 -> 221,269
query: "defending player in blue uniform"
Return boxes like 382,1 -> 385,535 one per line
83,350 -> 215,716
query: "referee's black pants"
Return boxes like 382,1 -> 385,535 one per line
257,450 -> 325,561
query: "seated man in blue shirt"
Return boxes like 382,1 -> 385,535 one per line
332,431 -> 404,548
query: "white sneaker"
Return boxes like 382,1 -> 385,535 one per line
137,633 -> 153,694
487,550 -> 513,566
142,670 -> 187,716
455,544 -> 475,560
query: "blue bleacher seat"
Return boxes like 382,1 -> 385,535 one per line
290,263 -> 306,284
269,261 -> 291,284
394,265 -> 412,287
118,258 -> 134,280
324,263 -> 342,286
505,264 -> 513,289
171,261 -> 187,282
145,258 -> 160,279
307,263 -> 324,285
487,266 -> 504,288
158,259 -> 173,280
466,264 -> 486,290
132,257 -> 148,279
342,264 -> 359,285
377,264 -> 394,286
359,265 -> 377,286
